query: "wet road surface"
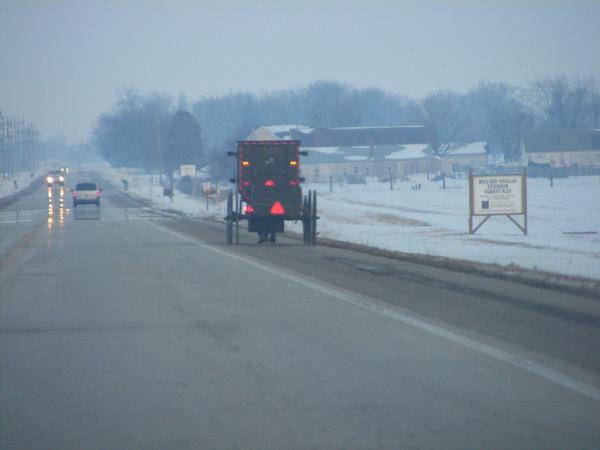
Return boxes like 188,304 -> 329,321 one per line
1,171 -> 599,449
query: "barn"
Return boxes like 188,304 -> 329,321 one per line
523,129 -> 600,170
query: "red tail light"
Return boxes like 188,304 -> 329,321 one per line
289,180 -> 299,186
244,204 -> 254,214
270,201 -> 285,215
242,181 -> 251,187
264,180 -> 275,187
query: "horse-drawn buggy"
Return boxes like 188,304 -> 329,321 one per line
225,139 -> 317,245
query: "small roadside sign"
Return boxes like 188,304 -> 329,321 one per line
180,165 -> 196,177
469,170 -> 528,235
473,174 -> 524,215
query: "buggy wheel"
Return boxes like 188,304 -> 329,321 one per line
302,219 -> 308,245
226,220 -> 233,244
226,191 -> 233,244
302,190 -> 317,246
311,190 -> 318,246
303,191 -> 312,245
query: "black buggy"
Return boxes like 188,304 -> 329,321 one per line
225,139 -> 317,245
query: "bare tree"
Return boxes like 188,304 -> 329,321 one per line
469,81 -> 533,161
420,91 -> 469,156
584,76 -> 600,128
531,75 -> 596,129
93,89 -> 173,170
304,81 -> 360,128
165,110 -> 203,185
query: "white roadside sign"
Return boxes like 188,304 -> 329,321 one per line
473,174 -> 524,215
180,164 -> 196,177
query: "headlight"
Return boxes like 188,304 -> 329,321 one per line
46,176 -> 53,183
59,176 -> 64,181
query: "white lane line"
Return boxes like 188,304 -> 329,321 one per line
0,220 -> 32,224
144,219 -> 600,402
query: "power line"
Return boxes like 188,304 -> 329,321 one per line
0,111 -> 39,178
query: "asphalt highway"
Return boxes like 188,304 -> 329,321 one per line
1,171 -> 599,449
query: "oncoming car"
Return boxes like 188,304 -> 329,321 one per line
46,170 -> 65,187
72,182 -> 102,207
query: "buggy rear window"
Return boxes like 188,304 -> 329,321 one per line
251,146 -> 289,175
76,183 -> 96,191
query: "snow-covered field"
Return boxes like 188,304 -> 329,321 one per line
99,167 -> 600,281
292,175 -> 600,281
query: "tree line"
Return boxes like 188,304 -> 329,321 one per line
93,75 -> 600,177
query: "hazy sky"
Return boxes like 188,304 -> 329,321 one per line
1,0 -> 599,142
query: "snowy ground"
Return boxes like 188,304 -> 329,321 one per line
99,167 -> 228,220
0,166 -> 52,199
99,167 -> 600,281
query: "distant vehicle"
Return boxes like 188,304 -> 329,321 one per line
72,182 -> 101,207
46,170 -> 65,187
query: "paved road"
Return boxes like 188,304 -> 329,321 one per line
1,172 -> 599,449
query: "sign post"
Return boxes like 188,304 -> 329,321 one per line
180,164 -> 196,177
180,164 -> 196,196
202,182 -> 218,211
469,169 -> 528,235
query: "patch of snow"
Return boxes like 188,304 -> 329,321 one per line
97,167 -> 228,220
0,163 -> 55,199
288,127 -> 314,134
262,124 -> 311,134
330,125 -> 425,130
245,128 -> 281,141
97,166 -> 600,281
448,141 -> 487,155
344,156 -> 369,161
385,144 -> 429,160
302,146 -> 343,154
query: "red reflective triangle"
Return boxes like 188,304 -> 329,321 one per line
270,201 -> 285,215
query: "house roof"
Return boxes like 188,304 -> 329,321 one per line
291,125 -> 429,147
446,141 -> 488,156
245,127 -> 282,141
523,129 -> 600,153
262,124 -> 313,140
384,144 -> 430,160
302,145 -> 399,164
302,141 -> 487,164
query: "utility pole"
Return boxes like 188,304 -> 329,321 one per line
0,113 -> 39,177
0,113 -> 5,179
154,111 -> 164,184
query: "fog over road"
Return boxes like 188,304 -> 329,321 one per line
1,171 -> 599,449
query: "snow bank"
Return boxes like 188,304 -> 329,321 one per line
0,164 -> 54,200
98,167 -> 227,220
